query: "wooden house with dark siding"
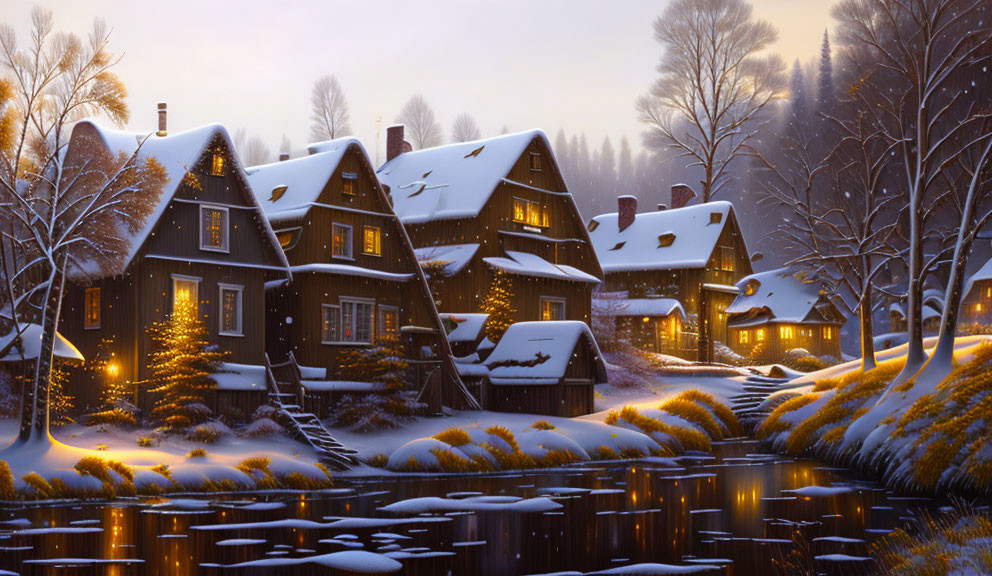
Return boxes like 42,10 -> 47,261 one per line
246,138 -> 475,413
961,259 -> 992,326
377,127 -> 603,327
725,268 -> 845,360
588,198 -> 752,358
59,116 -> 289,420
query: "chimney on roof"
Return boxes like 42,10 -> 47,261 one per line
657,203 -> 667,211
671,184 -> 696,209
387,124 -> 411,162
279,152 -> 290,162
618,195 -> 637,232
156,102 -> 167,137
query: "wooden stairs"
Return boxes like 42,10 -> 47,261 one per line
265,355 -> 358,470
730,372 -> 792,431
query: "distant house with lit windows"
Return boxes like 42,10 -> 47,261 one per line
588,197 -> 752,358
59,113 -> 290,418
376,127 -> 603,326
246,137 -> 469,411
725,268 -> 845,360
961,258 -> 992,326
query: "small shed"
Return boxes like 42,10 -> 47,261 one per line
0,323 -> 85,408
482,321 -> 606,417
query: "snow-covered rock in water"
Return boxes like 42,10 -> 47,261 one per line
515,429 -> 590,460
386,438 -> 465,471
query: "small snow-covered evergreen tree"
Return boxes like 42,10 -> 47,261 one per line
146,298 -> 225,432
334,334 -> 422,431
817,29 -> 836,116
481,270 -> 516,342
85,337 -> 137,426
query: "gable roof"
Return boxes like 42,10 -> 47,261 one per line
725,268 -> 833,323
245,137 -> 364,225
69,120 -> 289,273
963,257 -> 992,303
376,130 -> 553,224
484,321 -> 606,384
588,201 -> 739,273
0,324 -> 83,362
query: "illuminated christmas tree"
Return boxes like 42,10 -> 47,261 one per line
481,269 -> 516,342
146,298 -> 225,432
86,337 -> 137,426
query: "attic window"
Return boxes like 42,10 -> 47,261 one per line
529,153 -> 542,171
709,212 -> 722,224
587,219 -> 599,232
657,233 -> 676,247
342,172 -> 357,195
210,153 -> 225,176
610,241 -> 626,251
464,146 -> 484,158
744,281 -> 758,296
269,185 -> 288,202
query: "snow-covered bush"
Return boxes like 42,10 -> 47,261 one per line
783,348 -> 829,373
605,406 -> 707,452
333,391 -> 424,432
603,343 -> 655,389
871,505 -> 992,575
186,448 -> 207,458
432,427 -> 472,447
530,420 -> 555,430
185,421 -> 231,444
0,461 -> 13,500
237,417 -> 283,439
713,342 -> 747,366
136,435 -> 158,447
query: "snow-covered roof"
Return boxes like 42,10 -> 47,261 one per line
725,268 -> 827,323
414,244 -> 479,277
439,313 -> 489,343
588,201 -> 737,273
484,251 -> 600,284
889,302 -> 942,322
245,138 -> 363,224
963,258 -> 992,303
209,362 -> 266,391
0,324 -> 83,362
377,130 -> 553,224
300,380 -> 385,393
484,321 -> 606,384
289,263 -> 414,282
72,120 -> 289,273
591,297 -> 685,319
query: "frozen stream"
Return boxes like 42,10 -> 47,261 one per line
0,441 -> 942,575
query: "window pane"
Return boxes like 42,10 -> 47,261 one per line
322,306 -> 339,342
379,307 -> 398,336
332,224 -> 352,258
341,301 -> 354,341
363,226 -> 381,255
221,288 -> 240,333
84,288 -> 100,329
513,199 -> 526,223
211,153 -> 225,176
542,299 -> 565,321
173,278 -> 198,311
201,208 -> 226,250
356,302 -> 373,343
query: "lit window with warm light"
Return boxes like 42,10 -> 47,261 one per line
739,330 -> 749,344
378,305 -> 399,336
513,197 -> 549,228
199,205 -> 229,252
219,284 -> 243,336
172,276 -> 199,312
363,226 -> 381,256
84,287 -> 100,329
342,173 -> 357,195
541,297 -> 566,321
822,326 -> 834,339
756,329 -> 765,341
780,326 -> 795,339
332,223 -> 353,259
210,153 -> 225,176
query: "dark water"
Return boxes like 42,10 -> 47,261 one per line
0,441 -> 941,576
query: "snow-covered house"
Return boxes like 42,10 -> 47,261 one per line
587,197 -> 752,357
591,294 -> 687,356
246,137 -> 471,410
376,127 -> 603,326
481,321 -> 606,417
59,114 -> 289,417
437,313 -> 491,358
725,268 -> 845,360
961,258 -> 992,325
889,288 -> 944,333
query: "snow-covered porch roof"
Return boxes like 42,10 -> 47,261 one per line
592,297 -> 685,320
414,244 -> 480,277
0,324 -> 83,363
484,321 -> 607,385
484,251 -> 600,284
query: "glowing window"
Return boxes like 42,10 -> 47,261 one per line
210,153 -> 225,176
218,284 -> 243,336
363,226 -> 381,256
780,326 -> 795,340
199,205 -> 229,252
756,329 -> 765,341
512,197 -> 549,227
84,287 -> 101,329
739,330 -> 749,344
541,297 -> 566,321
331,223 -> 353,259
171,275 -> 199,312
342,173 -> 357,195
276,230 -> 294,248
378,306 -> 399,336
321,305 -> 340,343
977,303 -> 984,313
341,299 -> 374,344
744,281 -> 758,296
822,326 -> 834,340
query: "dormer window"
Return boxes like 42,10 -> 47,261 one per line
587,219 -> 599,232
657,233 -> 676,247
210,153 -> 225,176
743,281 -> 758,296
342,172 -> 358,195
529,153 -> 542,171
199,205 -> 229,252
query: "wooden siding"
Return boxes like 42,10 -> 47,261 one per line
728,321 -> 842,360
962,279 -> 992,325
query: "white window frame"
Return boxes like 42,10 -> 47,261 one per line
540,296 -> 566,321
340,297 -> 375,344
199,204 -> 230,253
171,274 -> 201,312
217,283 -> 244,337
378,305 -> 399,337
321,304 -> 341,344
331,222 -> 354,260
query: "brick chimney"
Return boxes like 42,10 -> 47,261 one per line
618,195 -> 637,232
279,152 -> 290,162
156,102 -> 167,137
387,124 -> 411,162
671,184 -> 696,209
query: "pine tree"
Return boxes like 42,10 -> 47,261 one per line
817,29 -> 835,115
146,298 -> 225,432
334,334 -> 421,431
48,361 -> 74,427
86,337 -> 138,426
789,59 -> 809,120
480,270 -> 516,342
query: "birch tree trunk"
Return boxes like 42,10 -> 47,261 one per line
860,281 -> 876,372
17,268 -> 64,444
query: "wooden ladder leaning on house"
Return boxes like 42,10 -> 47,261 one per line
264,353 -> 358,470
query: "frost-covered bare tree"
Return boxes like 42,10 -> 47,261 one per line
309,75 -> 351,142
396,94 -> 441,150
450,112 -> 481,143
833,0 -> 992,384
233,128 -> 271,166
0,8 -> 167,444
636,0 -> 786,203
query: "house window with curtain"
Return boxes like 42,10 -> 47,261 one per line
218,284 -> 243,336
341,298 -> 374,344
84,287 -> 101,329
363,226 -> 381,256
540,297 -> 566,321
332,223 -> 353,259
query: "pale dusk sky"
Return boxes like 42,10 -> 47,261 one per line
0,0 -> 833,163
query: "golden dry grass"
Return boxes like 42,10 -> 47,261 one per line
432,427 -> 473,447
